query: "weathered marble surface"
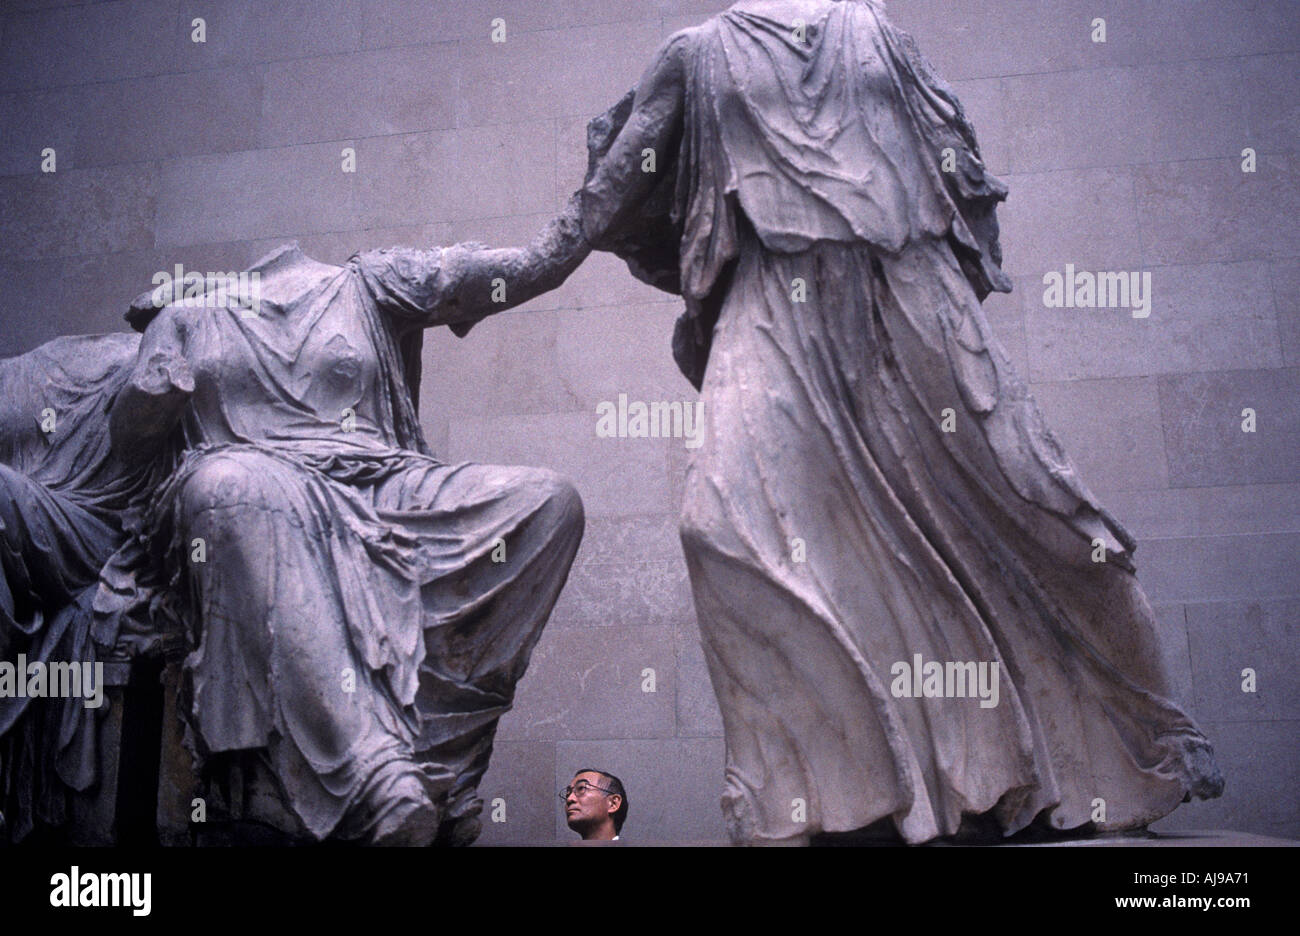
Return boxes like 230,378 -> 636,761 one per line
0,332 -> 162,841
2,203 -> 591,846
579,0 -> 1224,844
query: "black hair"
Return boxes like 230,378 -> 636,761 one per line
575,768 -> 628,834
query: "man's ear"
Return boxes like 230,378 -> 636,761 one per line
607,794 -> 622,816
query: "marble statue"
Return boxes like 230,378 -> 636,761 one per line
2,199 -> 592,846
0,332 -> 165,840
578,0 -> 1224,844
2,0 -> 1227,849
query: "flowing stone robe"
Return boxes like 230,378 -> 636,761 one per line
0,333 -> 170,840
107,240 -> 584,845
580,0 -> 1223,844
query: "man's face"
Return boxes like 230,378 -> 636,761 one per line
564,771 -> 618,834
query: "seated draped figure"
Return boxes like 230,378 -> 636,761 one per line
0,331 -> 167,841
3,200 -> 592,846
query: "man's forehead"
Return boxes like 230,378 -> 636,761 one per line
573,770 -> 605,783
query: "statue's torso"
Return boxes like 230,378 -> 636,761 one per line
177,262 -> 398,454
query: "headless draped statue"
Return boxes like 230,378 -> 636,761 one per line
579,0 -> 1224,844
2,198 -> 592,845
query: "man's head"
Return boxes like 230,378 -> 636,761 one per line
563,769 -> 627,840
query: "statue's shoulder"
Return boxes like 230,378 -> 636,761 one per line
245,241 -> 346,308
248,241 -> 340,278
661,21 -> 706,59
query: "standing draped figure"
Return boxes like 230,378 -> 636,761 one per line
579,0 -> 1223,844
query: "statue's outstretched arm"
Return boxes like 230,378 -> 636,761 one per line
354,29 -> 690,333
436,191 -> 591,324
441,27 -> 690,326
354,194 -> 590,334
108,308 -> 192,464
579,28 -> 691,246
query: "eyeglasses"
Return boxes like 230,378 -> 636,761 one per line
559,781 -> 616,801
